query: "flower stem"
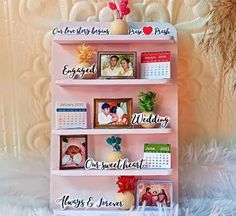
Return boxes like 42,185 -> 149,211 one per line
113,0 -> 121,19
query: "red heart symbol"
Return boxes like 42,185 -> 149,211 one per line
143,26 -> 153,35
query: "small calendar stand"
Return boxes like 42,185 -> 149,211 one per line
51,22 -> 178,215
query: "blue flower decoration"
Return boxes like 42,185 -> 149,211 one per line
106,136 -> 122,152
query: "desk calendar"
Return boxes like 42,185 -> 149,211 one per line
144,144 -> 171,169
56,102 -> 87,129
141,51 -> 171,79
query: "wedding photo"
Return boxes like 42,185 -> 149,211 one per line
94,98 -> 133,128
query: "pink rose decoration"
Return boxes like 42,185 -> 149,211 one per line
120,2 -> 127,11
121,0 -> 128,7
108,0 -> 130,19
108,2 -> 117,10
124,7 -> 130,15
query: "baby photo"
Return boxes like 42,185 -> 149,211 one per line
97,51 -> 137,79
137,180 -> 173,210
94,98 -> 132,128
60,135 -> 87,169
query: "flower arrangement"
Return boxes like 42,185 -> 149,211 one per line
116,176 -> 138,193
75,44 -> 96,64
106,136 -> 122,152
108,0 -> 131,20
138,91 -> 157,112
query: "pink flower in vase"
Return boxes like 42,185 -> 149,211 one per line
124,7 -> 130,15
108,2 -> 117,10
120,2 -> 127,11
108,0 -> 130,20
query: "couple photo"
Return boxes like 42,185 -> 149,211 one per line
141,188 -> 169,207
137,181 -> 173,209
94,98 -> 132,129
98,52 -> 136,79
98,101 -> 128,126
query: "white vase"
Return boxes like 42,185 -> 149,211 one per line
141,111 -> 157,128
106,151 -> 124,163
115,191 -> 135,210
110,19 -> 129,35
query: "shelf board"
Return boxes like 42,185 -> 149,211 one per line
55,79 -> 173,86
54,209 -> 160,216
54,209 -> 126,216
52,128 -> 172,135
51,169 -> 173,177
54,35 -> 175,44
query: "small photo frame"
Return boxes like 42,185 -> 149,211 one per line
136,180 -> 173,210
97,51 -> 137,79
60,135 -> 88,170
94,98 -> 133,128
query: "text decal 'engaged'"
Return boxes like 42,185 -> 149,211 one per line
62,64 -> 96,79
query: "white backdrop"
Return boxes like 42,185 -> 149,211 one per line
0,0 -> 236,155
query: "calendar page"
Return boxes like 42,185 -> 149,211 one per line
144,144 -> 171,169
56,102 -> 87,129
141,51 -> 171,79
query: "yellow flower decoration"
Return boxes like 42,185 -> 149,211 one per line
75,44 -> 96,64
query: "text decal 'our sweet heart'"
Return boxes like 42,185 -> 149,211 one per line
84,158 -> 146,170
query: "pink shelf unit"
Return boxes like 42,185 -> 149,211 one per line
51,21 -> 178,215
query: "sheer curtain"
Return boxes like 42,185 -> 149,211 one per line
0,0 -> 234,155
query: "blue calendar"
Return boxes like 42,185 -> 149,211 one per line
56,102 -> 87,129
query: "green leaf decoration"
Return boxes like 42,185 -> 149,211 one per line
138,91 -> 157,112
